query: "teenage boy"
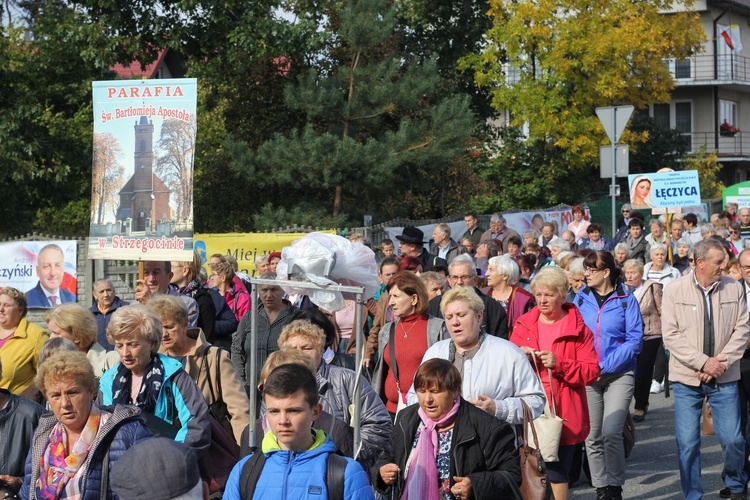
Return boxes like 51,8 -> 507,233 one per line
224,364 -> 374,500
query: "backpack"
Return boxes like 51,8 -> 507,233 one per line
239,449 -> 348,499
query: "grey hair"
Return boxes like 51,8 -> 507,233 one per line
699,224 -> 715,237
93,278 -> 114,291
548,239 -> 570,252
740,207 -> 750,216
555,251 -> 573,264
676,237 -> 694,249
435,223 -> 451,237
490,213 -> 506,224
716,228 -> 729,239
694,238 -> 725,262
523,229 -> 539,239
487,255 -> 520,285
255,254 -> 268,267
649,243 -> 668,256
569,257 -> 585,276
38,337 -> 79,366
449,254 -> 476,277
649,219 -> 664,229
614,242 -> 630,256
621,203 -> 632,211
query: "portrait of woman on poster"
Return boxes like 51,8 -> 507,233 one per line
630,176 -> 653,209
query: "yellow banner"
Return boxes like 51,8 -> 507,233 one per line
194,231 -> 335,277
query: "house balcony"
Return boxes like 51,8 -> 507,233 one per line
672,54 -> 750,87
682,131 -> 750,159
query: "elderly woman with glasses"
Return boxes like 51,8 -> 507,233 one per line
574,251 -> 643,500
643,244 -> 681,287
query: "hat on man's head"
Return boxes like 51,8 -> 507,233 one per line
267,251 -> 282,263
395,226 -> 425,245
110,438 -> 200,499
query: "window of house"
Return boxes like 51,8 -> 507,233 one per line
653,103 -> 670,129
720,99 -> 738,126
674,59 -> 692,79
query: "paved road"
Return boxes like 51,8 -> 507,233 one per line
569,387 -> 732,499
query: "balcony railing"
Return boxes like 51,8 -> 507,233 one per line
681,131 -> 750,157
672,54 -> 750,84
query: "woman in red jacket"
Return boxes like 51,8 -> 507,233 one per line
511,267 -> 600,500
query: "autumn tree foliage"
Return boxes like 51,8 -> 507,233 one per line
156,118 -> 196,223
464,0 -> 706,168
91,133 -> 124,225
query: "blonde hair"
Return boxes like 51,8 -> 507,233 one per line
36,350 -> 98,396
44,303 -> 98,349
530,267 -> 569,299
439,286 -> 485,316
259,348 -> 316,385
148,295 -> 189,326
0,287 -> 27,317
106,305 -> 162,353
278,320 -> 325,351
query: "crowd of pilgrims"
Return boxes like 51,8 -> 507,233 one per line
0,204 -> 744,500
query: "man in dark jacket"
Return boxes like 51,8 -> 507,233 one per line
0,359 -> 45,495
396,226 -> 447,272
427,255 -> 509,339
89,278 -> 129,350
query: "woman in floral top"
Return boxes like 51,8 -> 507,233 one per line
372,359 -> 520,499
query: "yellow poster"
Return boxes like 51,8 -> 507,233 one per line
194,232 -> 335,277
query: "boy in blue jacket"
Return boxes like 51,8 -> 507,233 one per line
224,364 -> 374,500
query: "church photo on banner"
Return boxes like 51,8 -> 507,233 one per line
87,79 -> 197,261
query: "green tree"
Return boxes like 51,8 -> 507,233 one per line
628,114 -> 690,174
238,0 -> 475,222
682,146 -> 724,199
464,0 -> 705,169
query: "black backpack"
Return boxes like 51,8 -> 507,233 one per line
239,449 -> 348,499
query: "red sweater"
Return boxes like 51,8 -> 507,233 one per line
383,313 -> 429,413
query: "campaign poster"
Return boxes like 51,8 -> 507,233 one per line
88,79 -> 197,261
0,241 -> 78,308
627,170 -> 701,210
195,231 -> 337,277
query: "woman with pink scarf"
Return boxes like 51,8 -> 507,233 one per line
372,359 -> 520,499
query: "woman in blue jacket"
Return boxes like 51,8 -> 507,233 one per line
99,304 -> 211,457
575,251 -> 643,500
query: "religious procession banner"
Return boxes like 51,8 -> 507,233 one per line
0,240 -> 78,308
195,232 -> 336,277
87,79 -> 197,261
627,170 -> 701,210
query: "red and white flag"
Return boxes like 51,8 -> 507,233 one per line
721,25 -> 743,54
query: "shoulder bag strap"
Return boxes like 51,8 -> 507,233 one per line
326,453 -> 348,500
530,355 -> 557,418
240,451 -> 266,499
389,322 -> 402,399
100,446 -> 111,498
203,348 -> 217,405
215,346 -> 224,400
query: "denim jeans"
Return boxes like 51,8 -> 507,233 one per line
673,381 -> 747,500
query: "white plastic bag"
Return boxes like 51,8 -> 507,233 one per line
276,232 -> 379,311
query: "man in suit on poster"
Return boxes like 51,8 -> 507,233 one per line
26,244 -> 76,308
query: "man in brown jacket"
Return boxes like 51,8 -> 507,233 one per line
662,239 -> 750,500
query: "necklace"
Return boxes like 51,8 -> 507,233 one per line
399,318 -> 420,339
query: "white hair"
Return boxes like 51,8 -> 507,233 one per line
548,239 -> 570,252
487,255 -> 520,285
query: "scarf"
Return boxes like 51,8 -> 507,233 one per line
179,279 -> 202,299
111,354 -> 165,414
403,398 -> 461,500
36,404 -> 102,500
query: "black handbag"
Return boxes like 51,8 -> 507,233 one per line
204,346 -> 234,436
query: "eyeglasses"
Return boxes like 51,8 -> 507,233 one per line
449,275 -> 474,282
621,210 -> 630,214
730,230 -> 739,234
584,267 -> 602,274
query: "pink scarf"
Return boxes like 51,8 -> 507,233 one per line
403,398 -> 461,500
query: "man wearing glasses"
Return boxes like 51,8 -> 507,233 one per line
426,254 -> 509,339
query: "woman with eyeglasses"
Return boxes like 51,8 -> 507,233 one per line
728,222 -> 745,255
575,251 -> 643,500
